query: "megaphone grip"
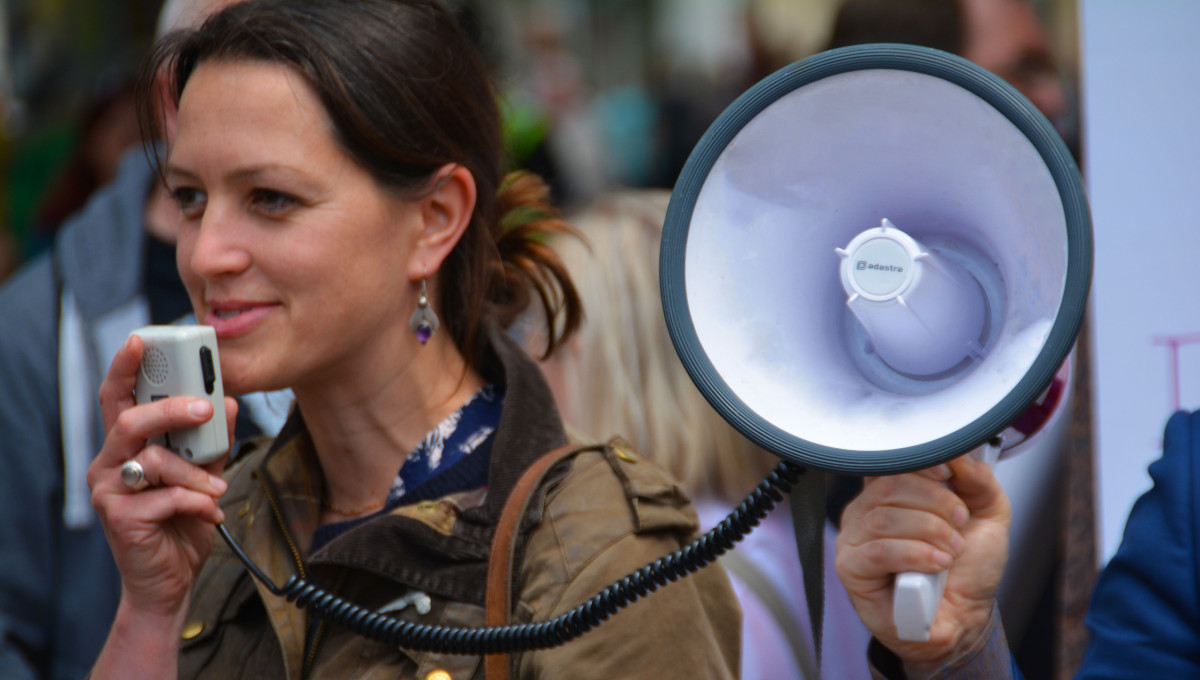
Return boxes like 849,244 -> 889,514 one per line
894,571 -> 948,642
892,439 -> 1002,641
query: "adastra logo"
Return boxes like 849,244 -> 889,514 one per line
856,260 -> 904,273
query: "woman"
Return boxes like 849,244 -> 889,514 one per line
85,1 -> 739,678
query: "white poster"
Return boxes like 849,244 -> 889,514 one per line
1080,0 -> 1200,562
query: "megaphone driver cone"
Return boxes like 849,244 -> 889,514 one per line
838,218 -> 990,379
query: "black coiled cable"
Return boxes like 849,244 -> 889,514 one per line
216,459 -> 805,654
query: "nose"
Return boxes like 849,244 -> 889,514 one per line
185,203 -> 252,280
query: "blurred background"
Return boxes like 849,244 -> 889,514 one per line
0,0 -> 159,278
0,0 -> 1081,282
8,2 -> 1200,679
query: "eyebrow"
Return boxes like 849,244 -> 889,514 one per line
165,163 -> 321,190
228,164 -> 304,183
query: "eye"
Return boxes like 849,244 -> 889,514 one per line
169,187 -> 207,219
250,189 -> 300,216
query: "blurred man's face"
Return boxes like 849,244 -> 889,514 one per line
961,0 -> 1067,126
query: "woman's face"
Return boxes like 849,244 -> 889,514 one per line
167,60 -> 423,395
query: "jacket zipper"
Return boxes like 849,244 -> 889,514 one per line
259,473 -> 350,679
302,568 -> 348,679
259,474 -> 316,678
259,475 -> 307,579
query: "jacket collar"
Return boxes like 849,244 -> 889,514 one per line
249,325 -> 568,604
474,324 -> 570,519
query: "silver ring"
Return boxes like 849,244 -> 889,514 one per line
120,460 -> 146,489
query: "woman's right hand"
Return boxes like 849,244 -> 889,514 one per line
88,334 -> 235,622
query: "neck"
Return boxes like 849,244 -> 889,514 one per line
295,331 -> 485,524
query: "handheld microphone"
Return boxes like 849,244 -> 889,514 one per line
131,325 -> 229,464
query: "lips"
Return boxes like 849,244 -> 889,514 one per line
204,300 -> 279,338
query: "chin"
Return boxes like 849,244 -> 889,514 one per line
226,370 -> 290,397
219,357 -> 276,396
220,376 -> 255,397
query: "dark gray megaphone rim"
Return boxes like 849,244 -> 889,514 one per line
660,43 -> 1092,475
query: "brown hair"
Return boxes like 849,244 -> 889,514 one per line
137,0 -> 581,368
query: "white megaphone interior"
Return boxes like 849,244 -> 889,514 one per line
684,68 -> 1067,454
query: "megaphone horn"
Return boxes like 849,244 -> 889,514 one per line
660,43 -> 1091,476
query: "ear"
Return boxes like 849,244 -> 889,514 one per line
408,163 -> 477,282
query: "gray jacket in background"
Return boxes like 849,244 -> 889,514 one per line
0,149 -> 155,680
0,149 -> 288,679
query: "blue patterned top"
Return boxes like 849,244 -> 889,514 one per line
311,383 -> 503,553
387,383 -> 502,505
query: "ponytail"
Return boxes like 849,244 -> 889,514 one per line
490,170 -> 583,359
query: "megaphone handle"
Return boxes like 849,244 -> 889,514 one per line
892,438 -> 1002,642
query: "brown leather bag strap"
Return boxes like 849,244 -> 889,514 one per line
484,443 -> 594,680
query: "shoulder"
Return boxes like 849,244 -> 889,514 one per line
1078,412 -> 1200,677
542,437 -> 698,549
513,438 -> 740,678
520,436 -> 720,600
519,437 -> 700,602
0,254 -> 56,342
1106,410 -> 1200,557
0,254 -> 57,359
0,255 -> 59,426
1160,410 -> 1200,469
1143,410 -> 1200,518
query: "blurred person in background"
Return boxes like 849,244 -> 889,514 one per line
826,0 -> 964,54
537,189 -> 874,679
2,1 -> 157,268
827,0 -> 1075,155
958,0 -> 1069,135
0,2 -> 267,678
0,3 -> 18,282
503,5 -> 606,209
30,79 -> 142,248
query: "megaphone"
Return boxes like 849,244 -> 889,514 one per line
661,43 -> 1090,473
660,44 -> 1091,640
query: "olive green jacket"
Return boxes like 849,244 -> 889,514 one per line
178,331 -> 741,679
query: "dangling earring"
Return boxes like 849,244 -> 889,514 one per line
409,276 -> 439,345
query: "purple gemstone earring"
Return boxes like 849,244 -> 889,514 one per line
409,278 -> 439,344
